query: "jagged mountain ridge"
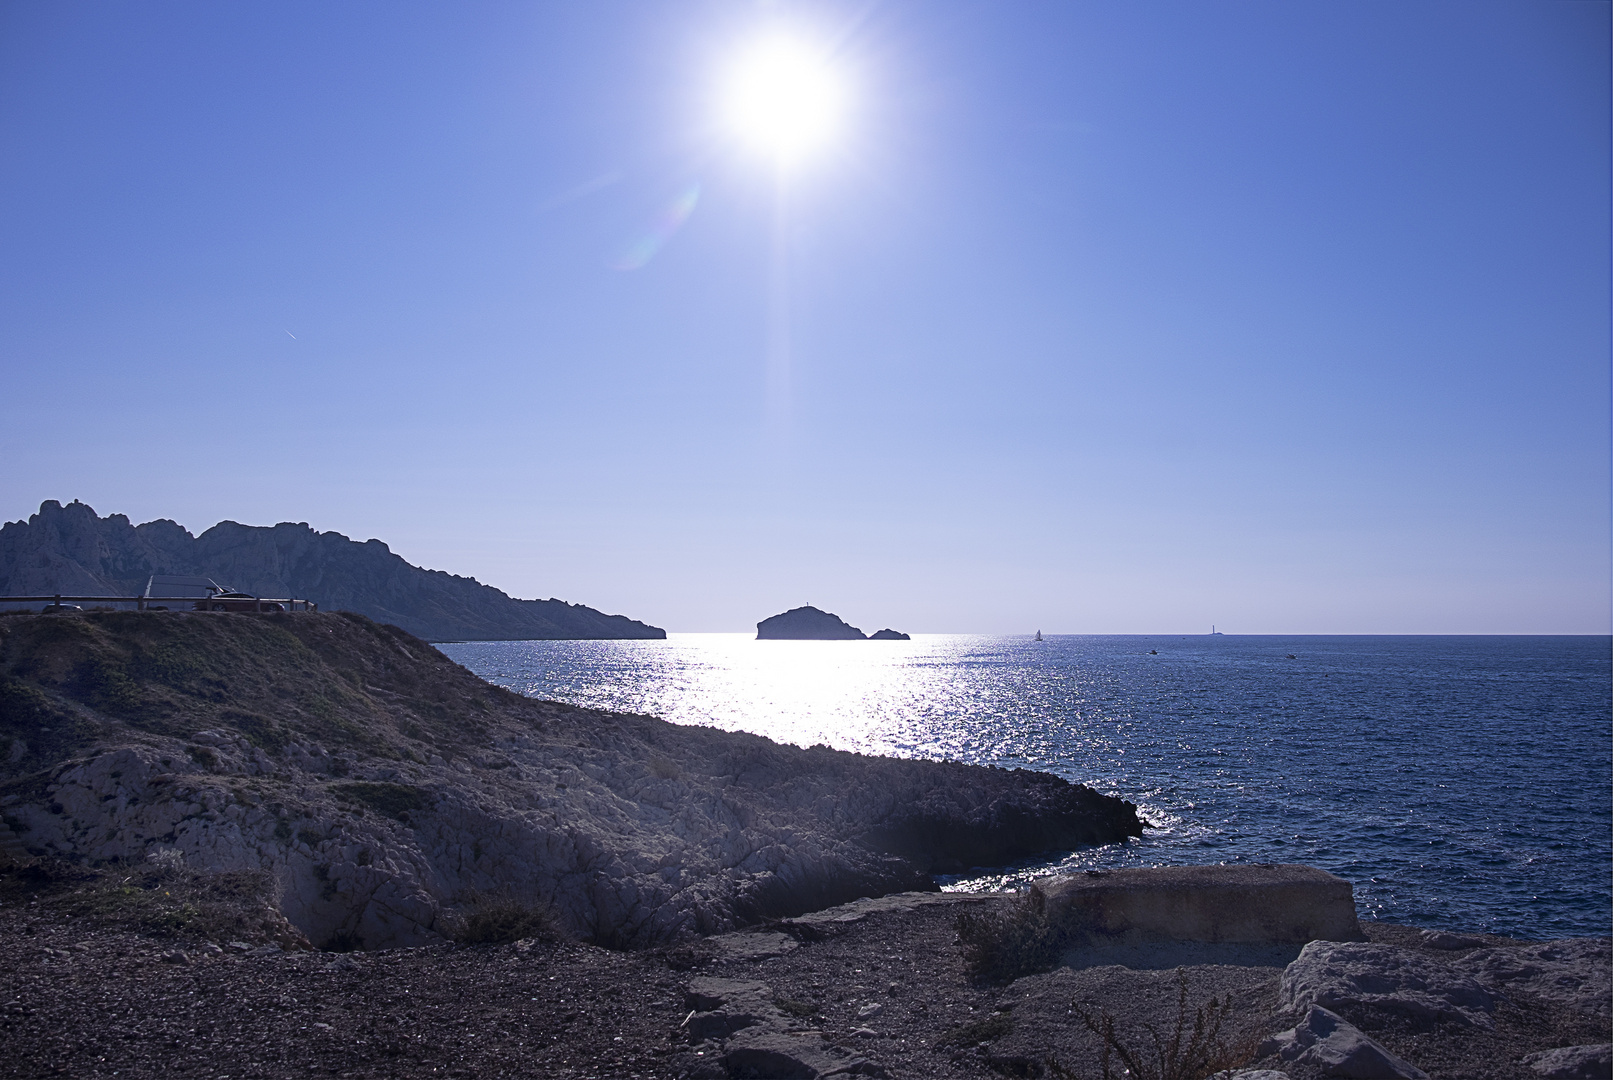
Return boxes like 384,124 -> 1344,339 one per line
0,500 -> 663,642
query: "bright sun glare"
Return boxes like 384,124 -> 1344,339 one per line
723,34 -> 844,165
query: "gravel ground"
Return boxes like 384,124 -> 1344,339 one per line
1,865 -> 1606,1080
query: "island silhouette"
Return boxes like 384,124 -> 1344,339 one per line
756,605 -> 909,640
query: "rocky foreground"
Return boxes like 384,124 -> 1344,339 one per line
0,609 -> 1142,950
0,868 -> 1606,1080
3,609 -> 1606,1080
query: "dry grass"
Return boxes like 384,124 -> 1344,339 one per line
1053,971 -> 1258,1080
0,851 -> 308,949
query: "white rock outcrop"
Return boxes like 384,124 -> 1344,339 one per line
1262,1005 -> 1428,1079
0,610 -> 1145,951
1280,940 -> 1498,1028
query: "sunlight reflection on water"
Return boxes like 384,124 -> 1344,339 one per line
440,633 -> 1612,939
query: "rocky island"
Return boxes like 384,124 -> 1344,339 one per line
756,606 -> 909,641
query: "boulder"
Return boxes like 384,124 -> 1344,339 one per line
1419,929 -> 1486,950
1043,864 -> 1363,945
1281,941 -> 1497,1028
1521,1044 -> 1613,1079
1453,939 -> 1611,1020
1262,1005 -> 1428,1079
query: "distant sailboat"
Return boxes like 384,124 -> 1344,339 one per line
1034,630 -> 1044,642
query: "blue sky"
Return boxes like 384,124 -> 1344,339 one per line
1,1 -> 1607,633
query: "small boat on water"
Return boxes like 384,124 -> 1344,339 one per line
1034,630 -> 1043,642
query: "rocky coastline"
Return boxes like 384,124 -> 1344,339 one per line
0,609 -> 1141,950
1,608 -> 1606,1079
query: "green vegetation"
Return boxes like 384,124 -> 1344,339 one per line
332,781 -> 428,820
936,1010 -> 1015,1047
955,885 -> 1070,984
773,996 -> 820,1019
0,853 -> 306,949
447,892 -> 562,945
0,609 -> 529,775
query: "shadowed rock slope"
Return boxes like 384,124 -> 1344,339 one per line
0,499 -> 664,641
0,610 -> 1144,951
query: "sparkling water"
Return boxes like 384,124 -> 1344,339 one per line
439,634 -> 1612,940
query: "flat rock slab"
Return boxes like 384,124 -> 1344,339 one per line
1043,863 -> 1363,945
1263,1005 -> 1429,1079
723,1030 -> 887,1078
1282,941 -> 1498,1028
1062,939 -> 1306,971
1521,1044 -> 1613,1079
710,931 -> 801,961
787,891 -> 992,928
1453,938 -> 1612,1020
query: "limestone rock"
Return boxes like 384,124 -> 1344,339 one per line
1281,941 -> 1497,1028
1419,929 -> 1486,950
868,630 -> 909,641
1044,863 -> 1362,945
1453,939 -> 1612,1020
1521,1044 -> 1613,1079
1262,1005 -> 1428,1079
683,974 -> 887,1078
684,977 -> 778,1041
723,1030 -> 885,1078
0,610 -> 1145,950
756,607 -> 866,640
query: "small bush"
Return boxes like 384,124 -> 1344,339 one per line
448,893 -> 561,945
1057,971 -> 1258,1080
3,858 -> 307,949
937,1010 -> 1015,1048
332,781 -> 428,820
774,996 -> 819,1019
956,884 -> 1069,984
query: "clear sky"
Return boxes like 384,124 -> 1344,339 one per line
1,2 -> 1608,634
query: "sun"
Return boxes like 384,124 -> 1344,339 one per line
722,34 -> 845,166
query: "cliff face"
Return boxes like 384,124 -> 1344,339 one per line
0,500 -> 664,641
0,609 -> 1145,950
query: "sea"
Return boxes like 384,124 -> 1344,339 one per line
438,634 -> 1612,941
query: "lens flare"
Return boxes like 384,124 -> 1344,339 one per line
613,182 -> 700,271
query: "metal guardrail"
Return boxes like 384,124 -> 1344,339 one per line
0,595 -> 318,612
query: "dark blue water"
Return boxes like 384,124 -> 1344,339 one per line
440,634 -> 1612,940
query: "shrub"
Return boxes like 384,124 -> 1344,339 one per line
937,1010 -> 1016,1048
447,892 -> 562,945
332,781 -> 428,820
1055,971 -> 1258,1080
956,884 -> 1069,984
